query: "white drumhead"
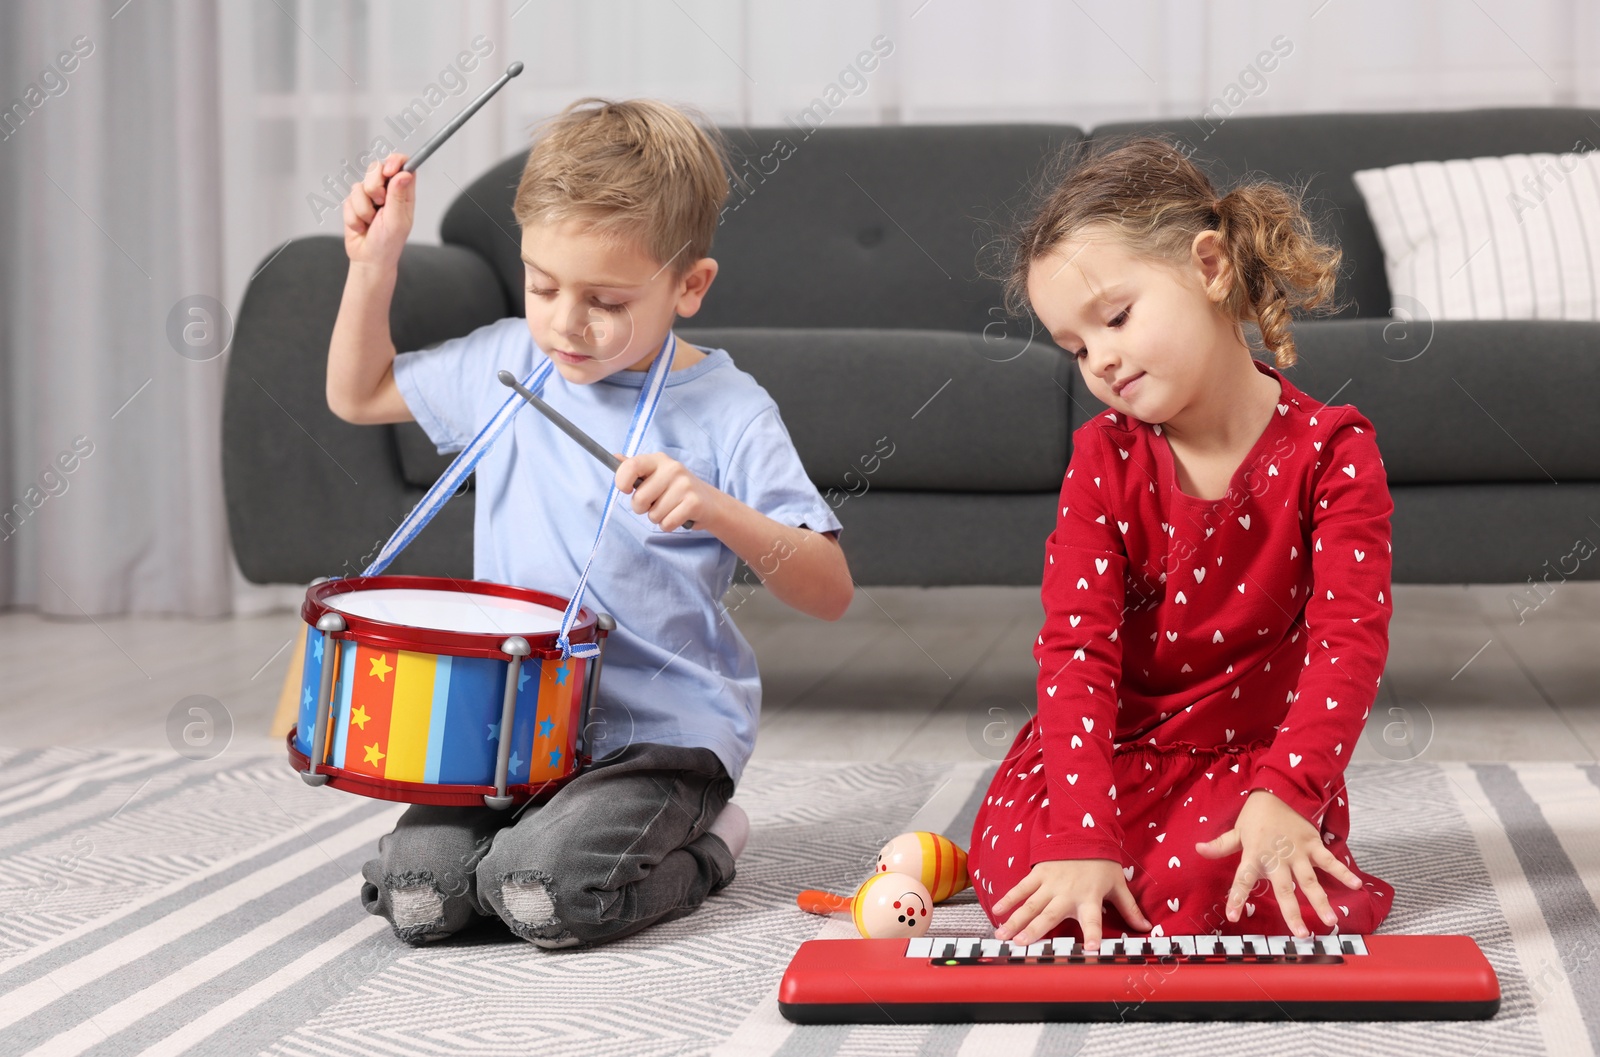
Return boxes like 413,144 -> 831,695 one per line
324,587 -> 566,636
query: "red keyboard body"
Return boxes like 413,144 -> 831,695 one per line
778,934 -> 1500,1023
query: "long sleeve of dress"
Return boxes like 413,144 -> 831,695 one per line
1029,426 -> 1129,865
1249,417 -> 1394,827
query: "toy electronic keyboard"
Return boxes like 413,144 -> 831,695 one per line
779,934 -> 1500,1022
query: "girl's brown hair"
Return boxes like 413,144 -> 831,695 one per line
1003,135 -> 1343,367
514,98 -> 731,277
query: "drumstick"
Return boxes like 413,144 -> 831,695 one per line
402,62 -> 524,173
497,370 -> 696,530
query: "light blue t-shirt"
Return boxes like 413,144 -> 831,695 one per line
392,317 -> 842,786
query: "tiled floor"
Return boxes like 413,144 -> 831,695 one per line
1,582 -> 1595,768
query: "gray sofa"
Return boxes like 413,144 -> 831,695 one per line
224,107 -> 1600,592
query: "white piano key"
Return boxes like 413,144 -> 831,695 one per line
1027,941 -> 1048,957
1193,935 -> 1224,956
955,938 -> 982,958
1125,936 -> 1150,956
1171,935 -> 1197,956
1267,935 -> 1295,955
1220,935 -> 1245,956
906,936 -> 933,958
980,939 -> 1003,958
1242,934 -> 1269,955
1099,938 -> 1120,956
1315,935 -> 1343,956
1344,934 -> 1369,955
1150,936 -> 1172,957
1051,937 -> 1080,957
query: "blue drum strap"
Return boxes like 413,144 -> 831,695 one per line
556,330 -> 679,659
362,356 -> 556,577
359,331 -> 681,661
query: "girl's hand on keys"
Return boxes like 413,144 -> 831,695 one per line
1195,788 -> 1363,937
991,858 -> 1150,948
343,152 -> 414,269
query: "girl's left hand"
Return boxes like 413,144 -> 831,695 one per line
1193,789 -> 1363,936
616,452 -> 722,533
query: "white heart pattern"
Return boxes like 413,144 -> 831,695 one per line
1082,813 -> 1095,828
1071,735 -> 1083,748
1238,515 -> 1251,530
1082,717 -> 1094,732
1167,856 -> 1181,868
1343,464 -> 1356,478
1123,865 -> 1135,880
1167,897 -> 1181,911
1288,753 -> 1303,767
1326,697 -> 1338,709
1354,549 -> 1365,562
1070,615 -> 1082,626
1225,728 -> 1235,740
1066,773 -> 1078,784
1046,685 -> 1057,697
1096,558 -> 1109,575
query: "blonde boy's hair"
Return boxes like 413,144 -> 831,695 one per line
514,98 -> 730,277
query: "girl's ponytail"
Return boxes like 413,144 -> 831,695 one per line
1213,183 -> 1342,368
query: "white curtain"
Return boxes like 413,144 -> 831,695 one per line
4,0 -> 1598,617
1,0 -> 232,618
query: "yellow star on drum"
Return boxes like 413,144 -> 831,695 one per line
368,654 -> 393,682
364,742 -> 385,765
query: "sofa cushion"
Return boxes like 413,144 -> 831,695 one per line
679,327 -> 1073,493
1091,108 -> 1600,320
1353,152 -> 1600,320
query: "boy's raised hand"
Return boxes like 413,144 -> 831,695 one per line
343,152 -> 415,269
991,858 -> 1150,948
1194,788 -> 1364,937
615,452 -> 720,533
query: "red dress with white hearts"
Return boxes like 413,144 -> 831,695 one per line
969,359 -> 1396,938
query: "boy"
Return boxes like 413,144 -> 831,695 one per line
327,98 -> 852,949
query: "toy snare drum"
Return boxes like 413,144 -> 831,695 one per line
286,574 -> 614,809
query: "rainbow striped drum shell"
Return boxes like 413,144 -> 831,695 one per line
851,871 -> 933,939
287,575 -> 608,808
875,831 -> 971,903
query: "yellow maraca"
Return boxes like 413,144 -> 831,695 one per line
875,831 -> 970,903
850,871 -> 932,938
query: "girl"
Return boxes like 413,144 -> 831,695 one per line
971,136 -> 1395,949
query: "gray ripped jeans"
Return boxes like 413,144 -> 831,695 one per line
359,742 -> 737,949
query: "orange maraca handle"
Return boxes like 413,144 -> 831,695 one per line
796,889 -> 853,915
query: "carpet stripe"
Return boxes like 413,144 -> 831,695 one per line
119,911 -> 390,1057
0,793 -> 383,981
0,755 -> 181,821
19,874 -> 369,1057
1485,764 -> 1600,1054
1446,762 -> 1590,1056
0,808 -> 398,1037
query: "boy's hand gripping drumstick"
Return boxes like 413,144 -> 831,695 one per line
498,371 -> 696,530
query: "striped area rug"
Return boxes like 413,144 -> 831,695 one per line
0,748 -> 1597,1056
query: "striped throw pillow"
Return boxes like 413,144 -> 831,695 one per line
1352,152 -> 1600,320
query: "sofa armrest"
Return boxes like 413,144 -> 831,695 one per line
223,236 -> 508,584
